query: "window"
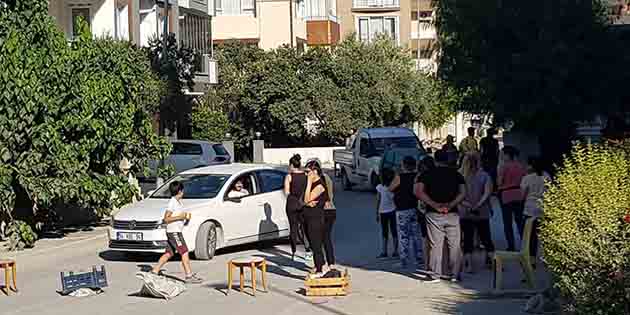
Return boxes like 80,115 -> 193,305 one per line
212,144 -> 229,156
412,49 -> 433,59
359,138 -> 370,157
257,170 -> 286,193
216,0 -> 255,16
72,8 -> 91,38
151,174 -> 229,199
226,173 -> 258,199
357,16 -> 398,43
172,143 -> 203,155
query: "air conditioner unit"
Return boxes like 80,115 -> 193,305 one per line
203,54 -> 219,84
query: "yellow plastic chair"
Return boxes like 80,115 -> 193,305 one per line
492,217 -> 536,290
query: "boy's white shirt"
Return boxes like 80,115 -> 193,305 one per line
165,197 -> 185,233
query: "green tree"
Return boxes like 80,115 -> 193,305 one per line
0,0 -> 169,231
434,0 -> 616,130
208,38 -> 455,153
147,33 -> 195,137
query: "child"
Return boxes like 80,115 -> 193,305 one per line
376,168 -> 398,258
520,156 -> 550,268
151,181 -> 203,284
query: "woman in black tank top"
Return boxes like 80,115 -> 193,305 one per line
285,155 -> 307,259
303,164 -> 328,278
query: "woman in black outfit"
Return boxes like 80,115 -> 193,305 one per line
284,154 -> 308,260
306,158 -> 336,272
303,163 -> 328,279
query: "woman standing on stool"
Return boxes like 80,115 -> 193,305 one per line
306,158 -> 337,273
303,163 -> 329,279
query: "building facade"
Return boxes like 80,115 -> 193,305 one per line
335,0 -> 437,72
212,0 -> 308,50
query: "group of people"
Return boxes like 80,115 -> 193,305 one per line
376,127 -> 550,282
285,154 -> 339,279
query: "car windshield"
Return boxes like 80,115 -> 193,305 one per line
150,174 -> 229,199
370,137 -> 422,155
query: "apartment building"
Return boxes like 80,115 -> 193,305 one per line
47,0 -> 213,50
212,0 -> 307,50
335,0 -> 437,72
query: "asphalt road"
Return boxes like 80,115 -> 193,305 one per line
0,180 -> 538,315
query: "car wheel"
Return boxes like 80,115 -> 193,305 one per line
195,221 -> 217,260
342,169 -> 352,191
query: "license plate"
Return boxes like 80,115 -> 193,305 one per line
117,232 -> 143,241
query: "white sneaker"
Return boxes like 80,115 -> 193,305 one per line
308,272 -> 324,280
304,252 -> 313,261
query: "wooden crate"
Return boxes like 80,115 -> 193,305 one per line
304,270 -> 350,296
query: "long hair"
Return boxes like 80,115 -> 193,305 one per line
459,153 -> 481,180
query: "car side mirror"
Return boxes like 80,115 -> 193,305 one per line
226,197 -> 242,203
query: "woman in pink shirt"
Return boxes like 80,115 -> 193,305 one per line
497,146 -> 527,251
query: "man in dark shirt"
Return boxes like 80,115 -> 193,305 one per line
416,149 -> 466,282
480,128 -> 500,188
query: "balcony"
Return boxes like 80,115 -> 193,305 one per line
410,20 -> 436,40
352,0 -> 400,12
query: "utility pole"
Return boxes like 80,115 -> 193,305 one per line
289,0 -> 294,47
416,0 -> 420,71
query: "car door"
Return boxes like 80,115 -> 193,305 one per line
255,170 -> 288,239
220,172 -> 265,243
356,136 -> 372,177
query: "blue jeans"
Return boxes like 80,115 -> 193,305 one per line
396,209 -> 422,267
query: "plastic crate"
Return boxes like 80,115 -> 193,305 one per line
60,265 -> 108,295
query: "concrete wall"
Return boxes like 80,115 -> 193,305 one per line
263,146 -> 345,165
213,15 -> 259,40
259,0 -> 291,49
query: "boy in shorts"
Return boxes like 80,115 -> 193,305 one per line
151,181 -> 203,284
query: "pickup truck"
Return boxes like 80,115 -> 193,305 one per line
333,127 -> 426,190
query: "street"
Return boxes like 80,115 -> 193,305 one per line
0,181 -> 544,315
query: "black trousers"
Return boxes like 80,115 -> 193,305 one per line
526,216 -> 539,258
461,219 -> 495,254
379,212 -> 398,239
287,209 -> 301,254
303,207 -> 325,272
323,210 -> 336,266
501,201 -> 524,250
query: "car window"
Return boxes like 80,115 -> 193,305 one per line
212,144 -> 229,156
359,138 -> 370,157
151,174 -> 229,199
172,143 -> 203,155
225,173 -> 257,199
257,170 -> 286,193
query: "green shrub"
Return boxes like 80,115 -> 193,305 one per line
191,104 -> 230,142
6,220 -> 37,251
541,144 -> 630,315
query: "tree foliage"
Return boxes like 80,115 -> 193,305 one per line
204,37 -> 456,158
434,0 -> 618,132
0,0 -> 170,225
542,143 -> 630,314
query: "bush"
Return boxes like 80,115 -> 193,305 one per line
6,220 -> 37,251
191,104 -> 230,142
0,1 -> 170,223
541,143 -> 630,315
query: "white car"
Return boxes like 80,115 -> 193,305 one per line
109,164 -> 289,260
